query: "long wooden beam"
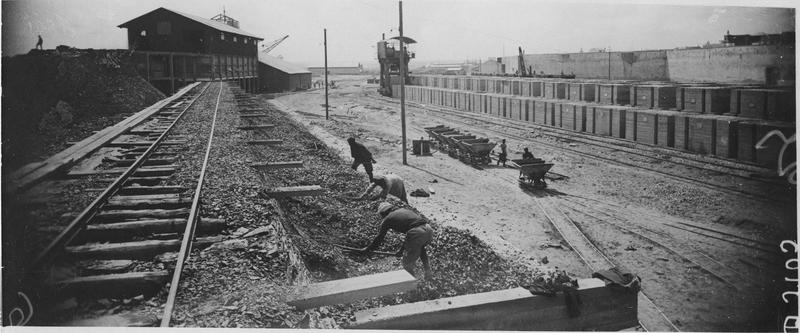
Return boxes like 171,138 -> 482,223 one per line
288,270 -> 417,310
352,278 -> 639,331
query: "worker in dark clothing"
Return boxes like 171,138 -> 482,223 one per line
497,139 -> 508,166
36,35 -> 43,50
348,137 -> 376,181
353,202 -> 433,279
522,147 -> 534,160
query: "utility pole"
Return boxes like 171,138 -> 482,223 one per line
399,1 -> 407,165
324,28 -> 329,120
607,46 -> 611,81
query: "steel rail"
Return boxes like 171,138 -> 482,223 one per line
31,82 -> 208,269
161,81 -> 223,327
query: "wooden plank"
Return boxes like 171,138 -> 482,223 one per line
63,208 -> 190,222
104,197 -> 193,209
352,278 -> 638,331
246,140 -> 283,145
237,124 -> 275,130
54,271 -> 170,298
250,161 -> 304,169
78,218 -> 225,241
106,140 -> 187,147
68,166 -> 176,177
115,186 -> 187,195
262,185 -> 323,198
288,270 -> 417,310
7,82 -> 200,193
64,236 -> 223,260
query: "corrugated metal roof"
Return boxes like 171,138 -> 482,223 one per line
258,54 -> 311,74
119,7 -> 263,40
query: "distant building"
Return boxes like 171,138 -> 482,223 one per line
118,7 -> 263,93
477,58 -> 504,74
308,64 -> 363,75
258,54 -> 311,92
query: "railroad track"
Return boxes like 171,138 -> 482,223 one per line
362,94 -> 792,206
21,81 -> 235,326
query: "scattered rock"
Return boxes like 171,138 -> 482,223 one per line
624,245 -> 636,251
410,188 -> 430,197
540,256 -> 549,264
429,179 -> 438,183
155,252 -> 178,263
206,239 -> 248,251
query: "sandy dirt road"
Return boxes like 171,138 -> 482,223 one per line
272,75 -> 796,332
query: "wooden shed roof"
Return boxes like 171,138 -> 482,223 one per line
119,7 -> 263,40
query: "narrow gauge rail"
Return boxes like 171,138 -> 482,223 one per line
364,94 -> 791,206
26,81 -> 230,326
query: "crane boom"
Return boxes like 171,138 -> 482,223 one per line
261,35 -> 289,54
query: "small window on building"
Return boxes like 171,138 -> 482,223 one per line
244,38 -> 249,44
233,36 -> 238,42
140,30 -> 147,37
156,21 -> 171,35
220,32 -> 225,40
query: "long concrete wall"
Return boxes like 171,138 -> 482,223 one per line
666,45 -> 795,84
500,45 -> 794,84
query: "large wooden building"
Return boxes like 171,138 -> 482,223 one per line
258,54 -> 311,93
118,7 -> 263,93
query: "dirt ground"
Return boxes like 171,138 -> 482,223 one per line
272,75 -> 797,332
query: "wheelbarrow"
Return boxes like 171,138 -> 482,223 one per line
515,158 -> 553,189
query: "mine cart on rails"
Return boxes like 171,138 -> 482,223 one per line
424,125 -> 497,166
377,36 -> 416,97
514,158 -> 554,189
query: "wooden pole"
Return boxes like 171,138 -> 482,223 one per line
169,54 -> 175,94
399,1 -> 407,165
324,28 -> 329,120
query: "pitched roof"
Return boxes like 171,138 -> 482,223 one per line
258,54 -> 310,74
118,7 -> 263,40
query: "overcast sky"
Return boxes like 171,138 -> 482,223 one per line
1,0 -> 795,67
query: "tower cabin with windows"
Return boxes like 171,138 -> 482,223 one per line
118,7 -> 263,93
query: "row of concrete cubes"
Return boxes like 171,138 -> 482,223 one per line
405,85 -> 795,169
410,74 -> 795,122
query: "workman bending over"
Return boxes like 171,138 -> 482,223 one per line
354,202 -> 433,279
522,147 -> 534,160
348,137 -> 376,181
358,174 -> 408,203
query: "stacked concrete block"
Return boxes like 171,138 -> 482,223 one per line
551,103 -> 562,127
510,98 -> 522,120
754,121 -> 795,169
625,109 -> 637,142
531,81 -> 543,97
634,109 -> 660,146
653,85 -> 677,109
584,106 -> 596,133
714,116 -> 739,159
632,86 -> 655,108
534,101 -> 548,125
613,84 -> 632,106
594,107 -> 613,136
582,83 -> 597,102
678,87 -> 705,113
610,107 -> 627,139
568,83 -> 583,101
598,84 -> 614,104
561,103 -> 577,131
731,88 -> 795,122
674,114 -> 691,150
574,103 -> 588,132
656,111 -> 678,148
703,87 -> 732,114
545,82 -> 567,99
687,114 -> 717,154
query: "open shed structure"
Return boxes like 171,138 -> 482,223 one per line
118,7 -> 263,94
258,54 -> 312,93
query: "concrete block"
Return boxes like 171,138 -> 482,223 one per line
594,107 -> 612,136
633,86 -> 655,108
754,121 -> 796,169
625,109 -> 637,141
714,116 -> 739,159
551,103 -> 562,127
704,87 -> 732,114
534,101 -> 548,125
681,87 -> 705,113
531,81 -> 544,97
610,107 -> 627,139
561,103 -> 576,131
568,83 -> 583,101
510,98 -> 522,120
653,85 -> 677,109
656,112 -> 677,148
582,83 -> 597,102
288,270 -> 417,310
613,84 -> 632,106
598,84 -> 614,104
585,106 -> 596,133
674,114 -> 690,151
575,104 -> 587,132
736,121 -> 758,163
353,278 -> 638,331
687,114 -> 717,154
634,109 -> 659,145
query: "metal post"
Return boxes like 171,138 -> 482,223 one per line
324,28 -> 329,120
399,1 -> 407,165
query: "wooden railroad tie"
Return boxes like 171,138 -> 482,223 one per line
63,208 -> 190,222
246,140 -> 283,146
237,124 -> 275,130
53,271 -> 170,299
64,236 -> 223,260
250,161 -> 304,170
106,140 -> 187,147
240,114 -> 268,118
40,218 -> 226,242
352,278 -> 638,331
287,270 -> 417,310
67,166 -> 176,178
261,185 -> 323,198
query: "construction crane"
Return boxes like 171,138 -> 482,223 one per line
518,46 -> 532,77
261,35 -> 289,54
